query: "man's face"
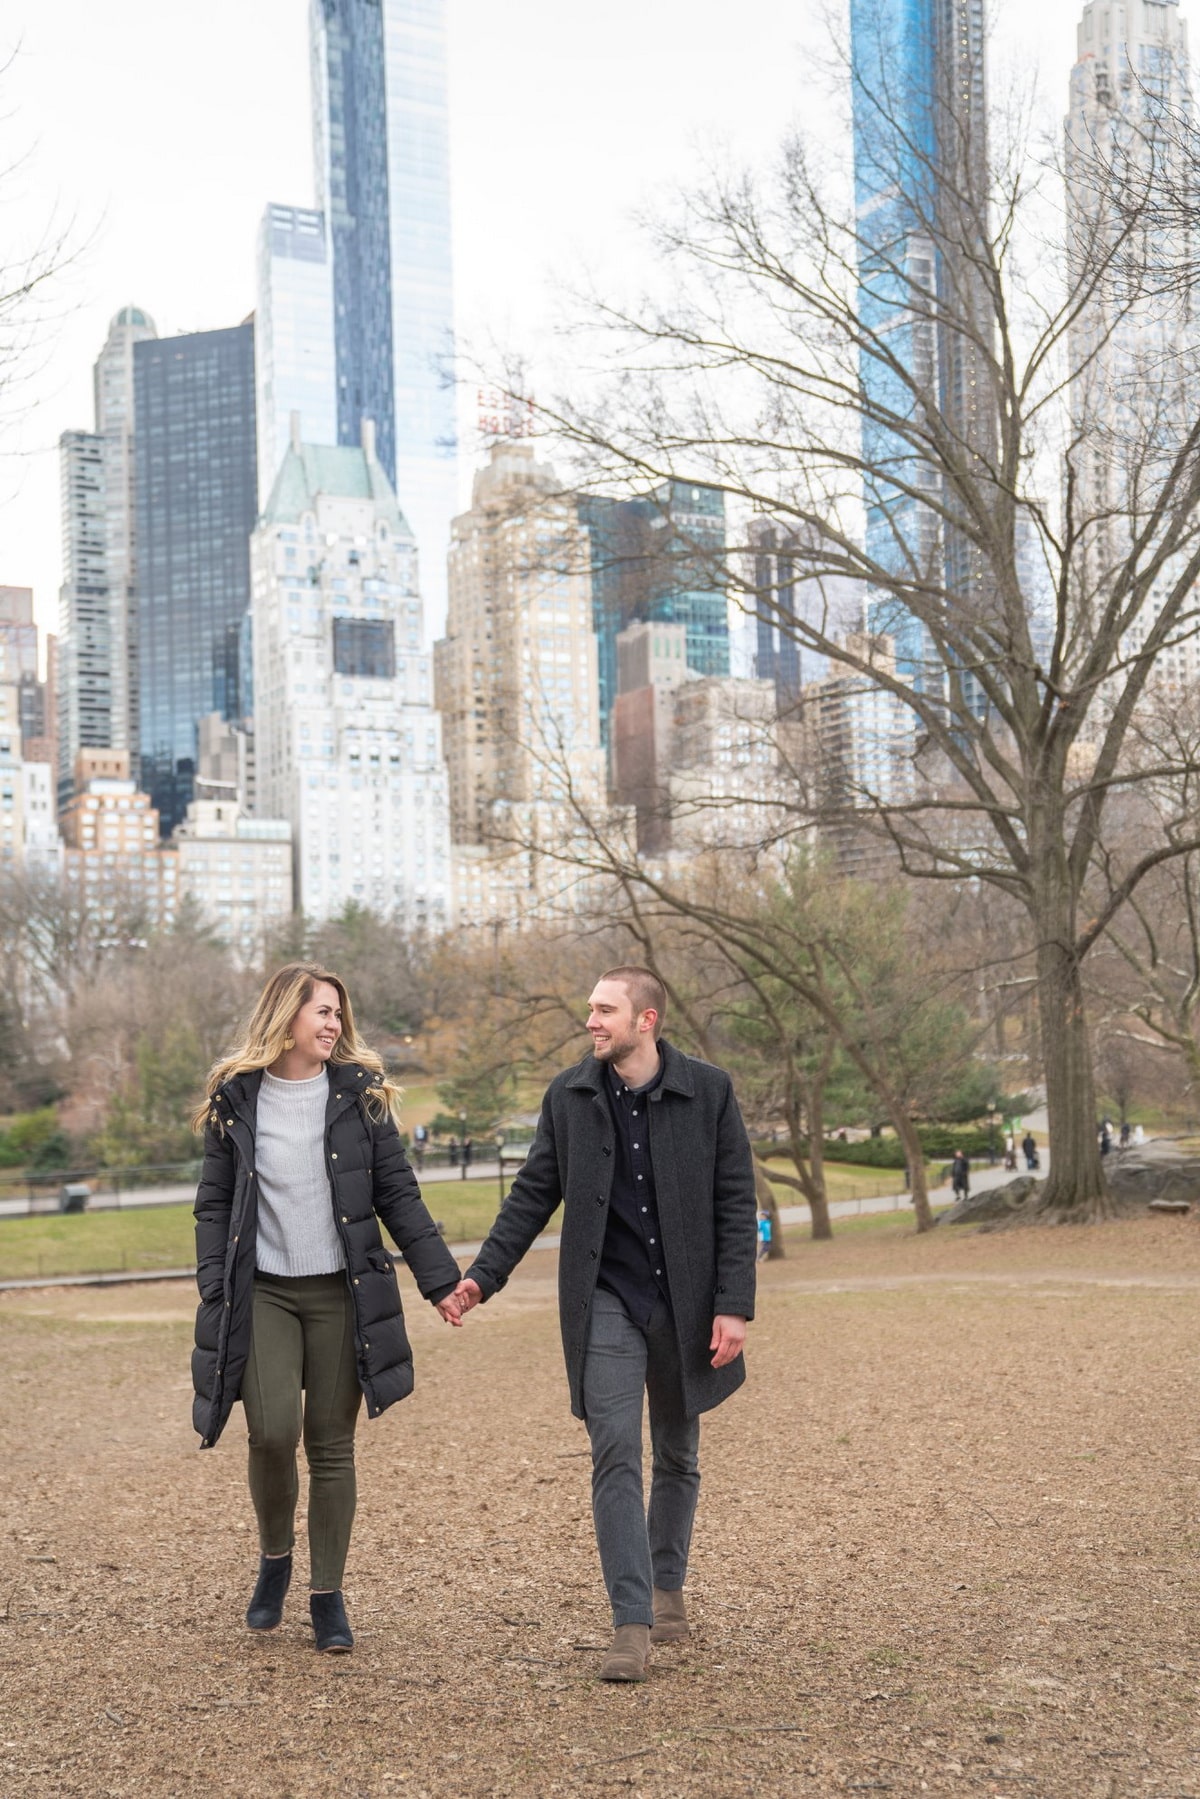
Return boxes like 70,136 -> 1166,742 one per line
586,980 -> 643,1062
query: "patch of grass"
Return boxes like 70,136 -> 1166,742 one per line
0,1205 -> 197,1281
765,1162 -> 943,1206
0,1177 -> 558,1281
416,1178 -> 560,1245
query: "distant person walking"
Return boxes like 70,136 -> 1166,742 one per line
448,1137 -> 459,1168
757,1210 -> 773,1262
190,963 -> 462,1654
1022,1131 -> 1038,1171
951,1149 -> 970,1202
413,1122 -> 428,1171
462,1135 -> 474,1171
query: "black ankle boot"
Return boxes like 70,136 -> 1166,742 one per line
310,1589 -> 354,1653
245,1553 -> 292,1630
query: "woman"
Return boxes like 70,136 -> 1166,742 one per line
190,963 -> 462,1653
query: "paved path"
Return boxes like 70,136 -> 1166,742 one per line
0,1153 -> 1049,1292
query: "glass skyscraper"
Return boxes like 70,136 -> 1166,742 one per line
850,0 -> 991,695
582,482 -> 730,747
310,0 -> 457,637
134,324 -> 258,834
255,205 -> 338,510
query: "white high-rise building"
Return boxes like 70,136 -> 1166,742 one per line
94,305 -> 157,767
251,419 -> 451,927
1067,0 -> 1200,700
57,307 -> 157,807
1066,0 -> 1197,642
254,205 -> 338,509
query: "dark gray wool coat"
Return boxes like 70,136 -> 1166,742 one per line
191,1063 -> 460,1448
464,1040 -> 758,1421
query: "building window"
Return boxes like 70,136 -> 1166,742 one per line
333,617 -> 395,680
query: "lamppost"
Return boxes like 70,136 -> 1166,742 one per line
987,1100 -> 998,1167
495,1131 -> 506,1207
459,1111 -> 468,1181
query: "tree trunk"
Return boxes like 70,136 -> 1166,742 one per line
894,1113 -> 934,1231
805,1066 -> 832,1241
1035,927 -> 1109,1219
752,1159 -> 788,1257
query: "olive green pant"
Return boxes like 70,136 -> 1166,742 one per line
242,1273 -> 362,1591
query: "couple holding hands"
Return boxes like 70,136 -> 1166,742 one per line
191,960 -> 757,1679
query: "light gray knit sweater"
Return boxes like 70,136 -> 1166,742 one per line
254,1070 -> 346,1277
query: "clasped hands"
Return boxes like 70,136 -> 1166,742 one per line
434,1278 -> 482,1327
436,1282 -> 746,1368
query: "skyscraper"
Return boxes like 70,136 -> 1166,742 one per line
251,419 -> 451,927
56,307 -> 157,807
1066,0 -> 1194,574
582,483 -> 730,747
849,0 -> 992,692
435,442 -> 602,847
310,0 -> 457,637
255,205 -> 338,509
94,306 -> 158,766
134,323 -> 258,835
57,430 -> 113,806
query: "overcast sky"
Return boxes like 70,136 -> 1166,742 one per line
1,0 -> 1078,644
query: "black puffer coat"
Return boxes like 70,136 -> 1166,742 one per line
191,1063 -> 459,1447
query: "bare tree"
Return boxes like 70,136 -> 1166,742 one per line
492,23 -> 1200,1219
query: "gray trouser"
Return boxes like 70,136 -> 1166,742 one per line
581,1288 -> 701,1628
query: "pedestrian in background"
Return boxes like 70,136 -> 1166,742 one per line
190,963 -> 462,1653
951,1149 -> 970,1202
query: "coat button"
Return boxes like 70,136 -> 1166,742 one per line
233,1235 -> 238,1244
589,1249 -> 597,1259
342,1215 -> 348,1223
225,1118 -> 233,1126
331,1152 -> 338,1160
353,1278 -> 359,1285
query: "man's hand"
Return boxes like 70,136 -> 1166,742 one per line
435,1293 -> 464,1327
709,1314 -> 746,1369
454,1277 -> 483,1316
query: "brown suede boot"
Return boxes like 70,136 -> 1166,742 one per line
650,1586 -> 689,1644
599,1623 -> 651,1682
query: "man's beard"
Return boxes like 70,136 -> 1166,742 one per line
591,1031 -> 637,1063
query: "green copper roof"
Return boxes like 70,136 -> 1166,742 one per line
262,441 -> 410,534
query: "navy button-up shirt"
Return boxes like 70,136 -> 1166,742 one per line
597,1052 -> 670,1327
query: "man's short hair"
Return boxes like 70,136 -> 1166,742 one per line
599,966 -> 667,1039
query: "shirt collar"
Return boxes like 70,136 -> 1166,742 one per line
608,1050 -> 665,1101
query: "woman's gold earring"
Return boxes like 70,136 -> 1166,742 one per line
283,1035 -> 295,1051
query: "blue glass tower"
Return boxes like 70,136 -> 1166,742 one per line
850,0 -> 991,697
134,324 -> 257,834
582,483 -> 729,747
311,0 -> 457,636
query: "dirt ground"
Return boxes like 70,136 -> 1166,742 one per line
3,1216 -> 1200,1798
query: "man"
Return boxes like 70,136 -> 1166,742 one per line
452,966 -> 757,1682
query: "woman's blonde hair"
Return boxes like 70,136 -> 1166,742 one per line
191,962 -> 404,1133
